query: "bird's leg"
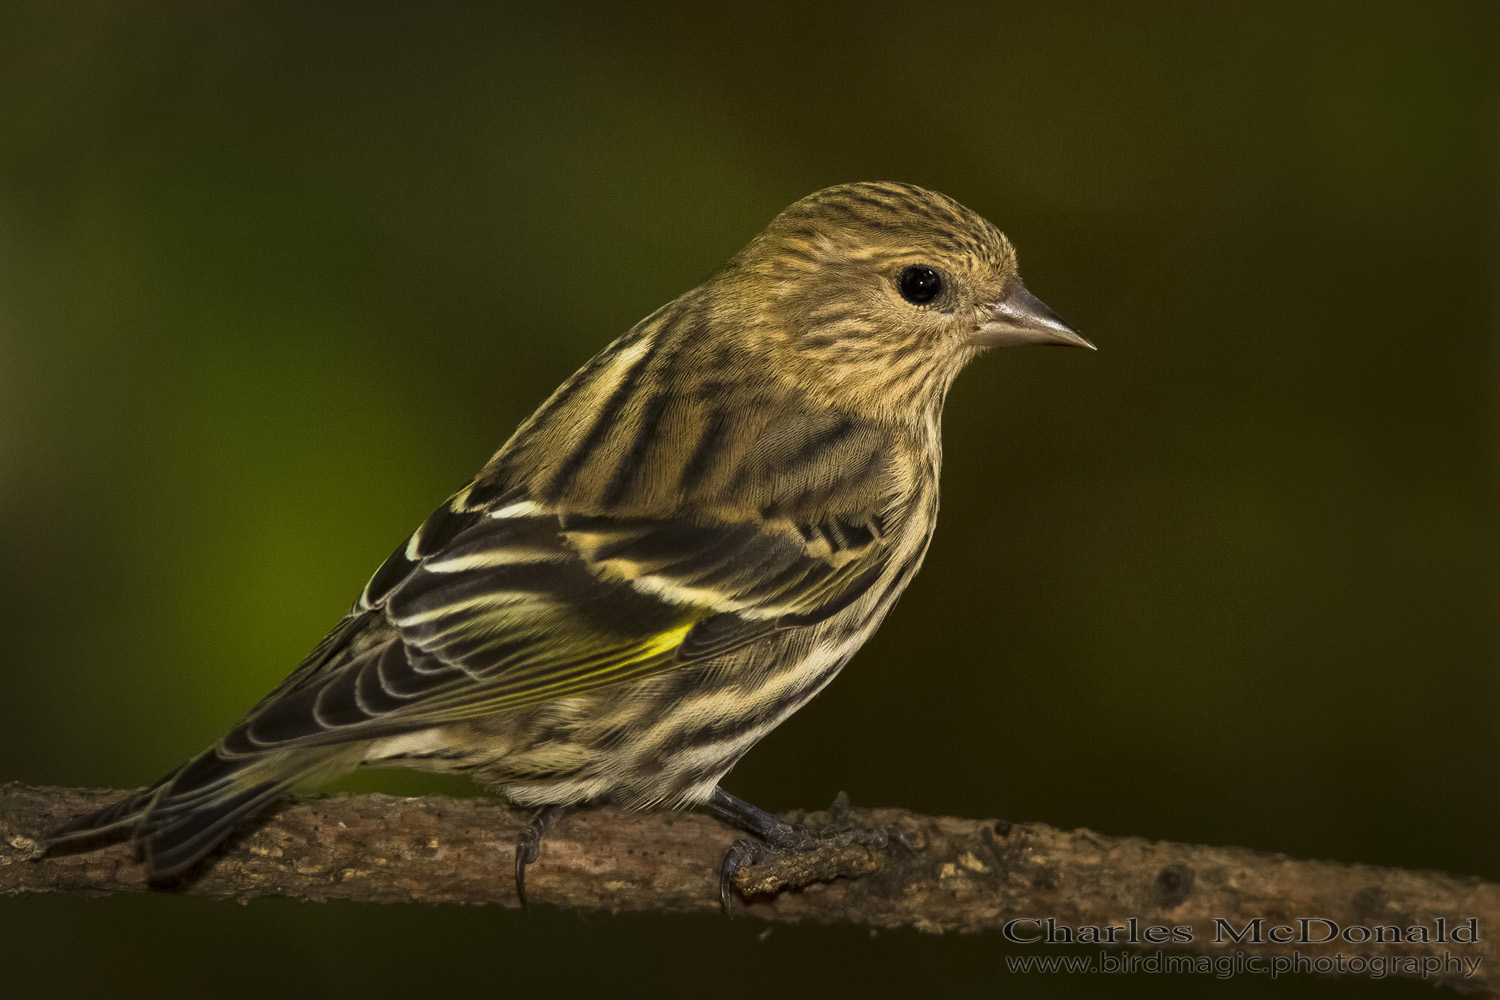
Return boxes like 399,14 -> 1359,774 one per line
707,787 -> 903,914
514,803 -> 575,908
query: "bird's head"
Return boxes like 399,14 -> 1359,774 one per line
711,181 -> 1092,424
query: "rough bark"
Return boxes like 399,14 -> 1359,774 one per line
2,782 -> 1492,993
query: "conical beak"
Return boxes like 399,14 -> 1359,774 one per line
975,283 -> 1094,349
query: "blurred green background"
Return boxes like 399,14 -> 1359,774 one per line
2,2 -> 1495,998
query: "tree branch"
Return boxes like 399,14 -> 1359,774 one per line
2,782 -> 1492,993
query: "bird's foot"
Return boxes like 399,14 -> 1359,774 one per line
514,803 -> 576,908
709,789 -> 908,915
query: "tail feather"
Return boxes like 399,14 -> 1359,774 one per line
138,779 -> 296,880
46,747 -> 309,881
46,784 -> 166,851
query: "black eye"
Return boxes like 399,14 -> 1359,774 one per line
897,265 -> 943,305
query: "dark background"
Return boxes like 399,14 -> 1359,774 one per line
2,3 -> 1495,997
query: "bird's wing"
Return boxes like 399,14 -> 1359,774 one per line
225,493 -> 891,752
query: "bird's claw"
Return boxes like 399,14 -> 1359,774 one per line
514,804 -> 573,909
718,838 -> 755,916
514,824 -> 542,909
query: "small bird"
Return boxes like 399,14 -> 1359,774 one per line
47,182 -> 1092,895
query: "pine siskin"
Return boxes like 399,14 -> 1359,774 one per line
47,182 -> 1092,895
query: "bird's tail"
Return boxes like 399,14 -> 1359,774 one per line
45,746 -> 322,882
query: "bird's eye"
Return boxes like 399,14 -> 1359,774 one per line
897,265 -> 943,305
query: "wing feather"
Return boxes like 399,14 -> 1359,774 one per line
218,396 -> 908,756
222,495 -> 889,754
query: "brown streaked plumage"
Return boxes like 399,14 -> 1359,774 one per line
47,182 -> 1092,887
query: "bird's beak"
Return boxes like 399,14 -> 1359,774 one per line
974,283 -> 1095,350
